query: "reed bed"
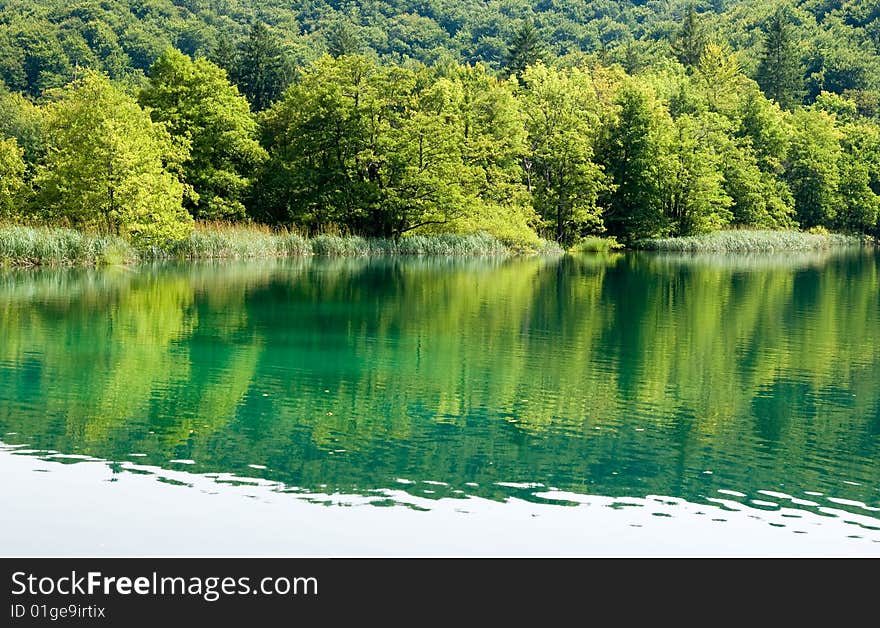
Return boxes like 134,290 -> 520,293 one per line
310,232 -> 513,257
142,224 -> 310,260
638,230 -> 861,252
0,225 -> 135,266
1,224 -> 560,265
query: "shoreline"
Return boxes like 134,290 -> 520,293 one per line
0,225 -> 563,268
0,224 -> 872,267
634,230 -> 870,253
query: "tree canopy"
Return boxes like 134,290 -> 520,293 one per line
139,48 -> 267,221
34,71 -> 192,244
1,2 -> 880,246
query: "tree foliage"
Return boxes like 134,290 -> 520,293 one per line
505,22 -> 548,79
0,137 -> 27,219
228,22 -> 292,112
139,49 -> 267,221
34,71 -> 192,244
672,4 -> 707,70
598,81 -> 670,240
756,7 -> 804,111
258,55 -> 535,241
520,63 -> 608,243
2,2 -> 880,246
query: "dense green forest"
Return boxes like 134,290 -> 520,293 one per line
2,1 -> 880,246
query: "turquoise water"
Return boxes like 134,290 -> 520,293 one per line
1,249 -> 879,554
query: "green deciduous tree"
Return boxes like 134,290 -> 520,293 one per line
835,121 -> 880,232
696,41 -> 743,114
0,137 -> 27,219
597,81 -> 669,240
258,56 -> 458,237
737,85 -> 791,176
0,84 -> 44,171
259,55 -> 537,241
140,49 -> 267,221
434,63 -> 537,244
786,108 -> 843,229
520,63 -> 608,244
720,138 -> 795,228
256,54 -> 381,230
659,113 -> 733,235
35,71 -> 192,244
367,67 -> 473,238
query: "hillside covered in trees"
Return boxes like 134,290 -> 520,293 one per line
2,0 -> 880,247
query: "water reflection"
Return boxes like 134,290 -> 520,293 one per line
1,248 -> 879,546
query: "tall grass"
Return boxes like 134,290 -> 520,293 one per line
638,230 -> 861,252
4,224 -> 866,266
1,223 -> 561,265
0,225 -> 135,266
310,232 -> 515,257
142,223 -> 310,260
154,227 -> 518,259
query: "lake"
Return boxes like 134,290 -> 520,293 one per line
2,249 -> 879,556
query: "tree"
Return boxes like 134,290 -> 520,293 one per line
671,4 -> 706,70
447,63 -> 536,244
0,137 -> 27,218
756,7 -> 804,111
786,108 -> 843,229
256,54 -> 379,229
737,84 -> 791,176
836,120 -> 880,232
505,22 -> 547,79
230,22 -> 290,112
35,71 -> 192,244
597,81 -> 669,240
720,138 -> 795,228
2,23 -> 71,97
659,113 -> 733,235
520,63 -> 608,244
804,27 -> 880,102
258,55 -> 537,240
208,35 -> 237,76
326,21 -> 364,58
259,56 -> 471,238
696,41 -> 742,113
0,84 -> 44,169
363,66 -> 469,238
140,49 -> 267,221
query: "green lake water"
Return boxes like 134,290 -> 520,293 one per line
2,249 -> 880,554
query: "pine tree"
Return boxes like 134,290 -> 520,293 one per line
208,35 -> 237,76
230,22 -> 290,112
672,4 -> 706,70
505,22 -> 547,79
326,21 -> 364,58
756,7 -> 804,111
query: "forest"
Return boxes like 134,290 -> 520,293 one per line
2,0 -> 880,248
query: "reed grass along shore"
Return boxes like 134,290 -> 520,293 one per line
0,224 -> 563,266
